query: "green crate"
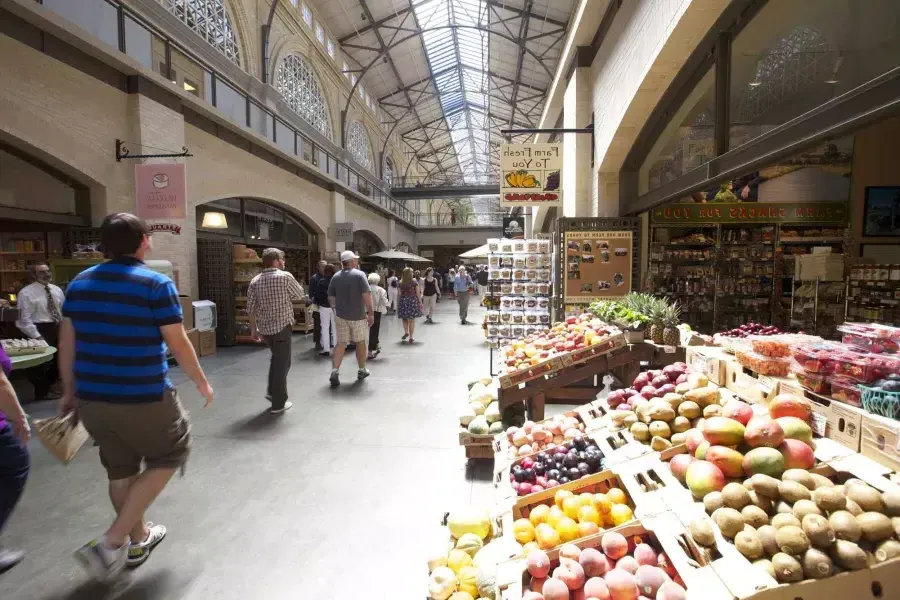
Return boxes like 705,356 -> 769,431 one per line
860,385 -> 900,420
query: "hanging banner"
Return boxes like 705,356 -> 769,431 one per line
563,231 -> 632,303
651,201 -> 848,225
135,163 -> 186,219
502,217 -> 525,239
500,143 -> 562,207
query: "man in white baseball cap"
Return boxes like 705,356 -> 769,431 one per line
326,250 -> 374,387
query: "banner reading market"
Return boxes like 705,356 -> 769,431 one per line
500,143 -> 562,207
651,201 -> 848,225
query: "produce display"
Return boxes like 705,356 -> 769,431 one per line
485,238 -> 552,342
716,322 -> 783,339
839,322 -> 900,353
735,350 -> 791,377
460,379 -> 526,436
588,294 -> 685,345
504,414 -> 589,459
507,436 -> 607,496
521,532 -> 687,600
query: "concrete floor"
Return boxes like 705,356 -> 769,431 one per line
2,300 -> 508,599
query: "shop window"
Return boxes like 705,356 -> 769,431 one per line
284,213 -> 310,247
730,0 -> 900,149
171,47 -> 212,102
249,101 -> 272,140
45,0 -> 118,49
215,79 -> 247,125
159,0 -> 241,66
275,119 -> 295,155
299,135 -> 313,162
301,3 -> 313,27
244,199 -> 284,242
124,15 -> 154,70
275,54 -> 333,141
639,68 -> 715,194
197,198 -> 242,236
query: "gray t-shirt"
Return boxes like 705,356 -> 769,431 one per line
327,268 -> 370,320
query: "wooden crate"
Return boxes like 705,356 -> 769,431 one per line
498,356 -> 565,389
493,406 -> 610,468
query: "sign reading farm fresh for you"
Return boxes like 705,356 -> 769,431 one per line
500,143 -> 562,207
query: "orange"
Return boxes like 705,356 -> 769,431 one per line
547,505 -> 565,528
577,521 -> 600,538
593,493 -> 613,515
556,516 -> 579,543
513,518 -> 535,544
554,489 -> 574,509
607,488 -> 627,505
577,505 -> 602,526
610,503 -> 634,526
578,492 -> 595,507
529,504 -> 551,527
535,523 -> 561,550
562,497 -> 581,520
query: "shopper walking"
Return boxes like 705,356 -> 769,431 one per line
454,266 -> 474,324
58,212 -> 213,580
386,269 -> 399,314
247,248 -> 306,414
448,267 -> 457,299
367,273 -> 388,359
397,267 -> 423,342
314,264 -> 336,357
309,260 -> 327,351
422,267 -> 441,323
476,265 -> 489,297
0,347 -> 29,574
15,262 -> 65,400
327,251 -> 374,387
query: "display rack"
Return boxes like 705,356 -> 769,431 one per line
233,254 -> 263,343
483,237 -> 552,343
846,264 -> 900,326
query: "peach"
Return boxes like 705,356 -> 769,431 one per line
604,569 -> 639,600
579,547 -> 612,578
657,552 -> 678,578
633,544 -> 658,567
601,531 -> 629,559
528,549 -> 552,579
554,557 -> 586,590
523,593 -> 545,600
656,581 -> 687,600
559,543 -> 583,561
530,577 -> 548,593
584,577 -> 611,600
615,556 -> 639,574
543,577 -> 571,600
634,565 -> 668,598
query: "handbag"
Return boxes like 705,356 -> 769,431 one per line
33,413 -> 90,464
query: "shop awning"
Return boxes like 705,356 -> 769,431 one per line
459,244 -> 491,259
367,250 -> 433,263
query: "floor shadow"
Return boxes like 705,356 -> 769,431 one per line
227,409 -> 280,435
45,570 -> 180,600
465,458 -> 495,483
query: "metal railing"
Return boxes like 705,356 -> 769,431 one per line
415,212 -> 504,227
392,174 -> 501,188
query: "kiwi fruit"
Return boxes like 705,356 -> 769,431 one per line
771,552 -> 804,583
893,516 -> 900,538
834,484 -> 845,496
875,539 -> 900,563
829,511 -> 862,542
735,528 -> 764,560
882,488 -> 900,517
757,525 -> 779,557
703,404 -> 722,418
630,422 -> 651,441
771,513 -> 801,530
778,481 -> 812,504
829,539 -> 868,570
847,485 -> 885,513
774,500 -> 793,515
743,478 -> 754,491
782,469 -> 816,491
715,508 -> 745,539
792,499 -> 822,521
689,518 -> 716,547
748,490 -> 774,514
722,482 -> 751,510
802,513 -> 836,549
856,512 -> 895,542
671,416 -> 691,433
843,478 -> 867,489
775,525 -> 810,555
864,548 -> 878,567
623,413 -> 639,427
651,436 -> 673,451
742,505 -> 770,529
801,548 -> 833,579
671,432 -> 687,446
845,498 -> 864,516
809,473 -> 835,489
813,486 -> 846,513
751,474 -> 781,498
704,491 -> 725,514
753,558 -> 775,579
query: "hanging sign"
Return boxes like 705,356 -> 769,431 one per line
333,222 -> 354,242
651,201 -> 848,225
500,143 -> 562,207
148,223 -> 182,235
135,163 -> 186,219
563,231 -> 633,303
502,217 -> 526,239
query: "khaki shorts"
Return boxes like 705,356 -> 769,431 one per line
335,316 -> 368,345
78,388 -> 191,480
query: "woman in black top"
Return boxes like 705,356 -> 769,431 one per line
314,264 -> 335,355
421,267 -> 441,322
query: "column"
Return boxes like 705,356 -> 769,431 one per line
329,190 -> 346,257
595,171 -> 619,217
387,217 -> 396,249
562,67 -> 593,217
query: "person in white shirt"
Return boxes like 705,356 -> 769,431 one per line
16,263 -> 65,399
367,273 -> 388,359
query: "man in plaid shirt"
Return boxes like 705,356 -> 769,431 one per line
247,248 -> 305,414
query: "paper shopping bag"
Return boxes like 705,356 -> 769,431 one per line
33,413 -> 90,464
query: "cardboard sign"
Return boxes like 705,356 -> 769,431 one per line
563,231 -> 632,303
651,201 -> 848,225
135,163 -> 186,219
500,143 -> 562,207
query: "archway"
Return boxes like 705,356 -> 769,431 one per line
349,229 -> 384,258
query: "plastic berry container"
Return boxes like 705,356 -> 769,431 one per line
838,323 -> 900,353
833,352 -> 900,384
792,364 -> 831,393
749,335 -> 794,358
828,376 -> 863,407
736,350 -> 792,376
791,342 -> 843,375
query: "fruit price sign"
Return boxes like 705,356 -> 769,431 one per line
564,231 -> 633,303
500,143 -> 562,207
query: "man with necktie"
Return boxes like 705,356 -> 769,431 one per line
16,263 -> 65,399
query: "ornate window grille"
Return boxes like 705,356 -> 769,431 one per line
275,54 -> 333,141
347,121 -> 373,172
160,0 -> 241,65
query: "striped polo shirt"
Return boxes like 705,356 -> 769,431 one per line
62,256 -> 183,403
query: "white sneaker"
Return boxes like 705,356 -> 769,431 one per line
127,523 -> 166,568
74,537 -> 128,581
270,401 -> 293,414
358,368 -> 370,380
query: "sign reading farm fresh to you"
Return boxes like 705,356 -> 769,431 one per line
135,163 -> 186,219
652,201 -> 848,225
564,231 -> 632,303
500,143 -> 562,207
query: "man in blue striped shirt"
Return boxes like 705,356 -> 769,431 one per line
58,213 -> 213,581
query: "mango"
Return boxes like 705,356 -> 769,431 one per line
779,439 -> 815,470
744,416 -> 785,448
777,416 -> 813,445
743,447 -> 786,478
769,394 -> 811,421
706,446 -> 745,478
685,460 -> 726,499
702,417 -> 745,446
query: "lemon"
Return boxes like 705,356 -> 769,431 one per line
554,489 -> 574,508
578,492 -> 594,507
593,492 -> 612,515
529,504 -> 550,526
513,518 -> 535,544
556,516 -> 579,543
562,496 -> 581,520
535,523 -> 561,550
547,505 -> 565,528
607,488 -> 628,505
611,503 -> 634,526
577,505 -> 602,525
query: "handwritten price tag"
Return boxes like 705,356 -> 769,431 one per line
810,412 -> 827,437
663,345 -> 676,354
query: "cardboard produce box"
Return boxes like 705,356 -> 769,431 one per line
192,300 -> 217,331
828,401 -> 867,452
198,329 -> 216,356
685,346 -> 735,386
861,412 -> 900,472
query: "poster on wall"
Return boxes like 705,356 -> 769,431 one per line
863,187 -> 900,236
563,231 -> 632,303
500,143 -> 562,207
135,163 -> 186,219
502,216 -> 525,239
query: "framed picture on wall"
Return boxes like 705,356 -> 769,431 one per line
864,186 -> 900,236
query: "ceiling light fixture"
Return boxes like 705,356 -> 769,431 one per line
749,79 -> 762,87
201,211 -> 228,229
825,56 -> 843,84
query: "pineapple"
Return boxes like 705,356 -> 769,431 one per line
662,303 -> 682,346
648,299 -> 666,344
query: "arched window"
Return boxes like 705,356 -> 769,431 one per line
347,121 -> 373,172
383,155 -> 394,186
275,54 -> 333,140
160,0 -> 241,65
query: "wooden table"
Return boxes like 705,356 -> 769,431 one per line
9,347 -> 57,370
